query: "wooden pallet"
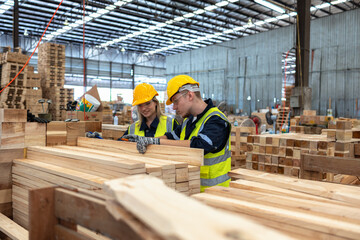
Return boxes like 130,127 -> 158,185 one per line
276,107 -> 290,130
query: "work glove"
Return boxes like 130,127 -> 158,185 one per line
85,131 -> 103,139
122,134 -> 160,154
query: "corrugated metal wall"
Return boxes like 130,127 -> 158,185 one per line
166,8 -> 360,118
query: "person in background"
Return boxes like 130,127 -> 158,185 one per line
121,83 -> 178,139
123,75 -> 231,192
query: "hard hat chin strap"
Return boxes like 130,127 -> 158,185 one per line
179,84 -> 200,93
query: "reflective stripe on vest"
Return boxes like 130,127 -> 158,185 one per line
128,115 -> 173,137
179,107 -> 231,190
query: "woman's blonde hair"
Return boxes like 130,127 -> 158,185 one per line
137,97 -> 165,127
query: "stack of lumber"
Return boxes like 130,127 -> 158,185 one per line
0,46 -> 27,65
77,138 -> 202,195
46,121 -> 102,146
245,133 -> 335,178
0,53 -> 29,109
26,175 -> 290,240
115,105 -> 132,125
275,107 -> 290,130
102,124 -> 129,140
0,149 -> 24,220
12,138 -> 202,229
38,43 -> 66,120
102,105 -> 113,124
284,86 -> 294,107
194,168 -> 360,240
0,109 -> 27,149
230,126 -> 255,169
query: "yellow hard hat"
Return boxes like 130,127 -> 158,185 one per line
132,83 -> 158,106
166,75 -> 199,105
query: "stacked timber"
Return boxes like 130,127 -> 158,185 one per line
230,126 -> 255,169
12,138 -> 202,229
25,175 -> 290,240
194,168 -> 360,240
245,133 -> 335,178
275,107 -> 290,130
38,43 -> 67,120
102,124 -> 129,140
0,109 -> 27,149
46,121 -> 102,146
0,47 -> 30,109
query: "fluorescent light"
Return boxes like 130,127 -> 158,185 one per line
183,12 -> 195,18
133,31 -> 142,36
204,5 -> 218,11
216,1 -> 229,7
69,23 -> 79,27
57,29 -> 67,33
264,17 -> 277,23
289,12 -> 297,16
174,16 -> 184,21
193,9 -> 205,15
276,14 -> 289,20
97,9 -> 109,14
224,29 -> 234,34
254,0 -> 285,14
115,1 -> 125,6
149,25 -> 157,30
215,32 -> 223,36
156,23 -> 167,28
255,21 -> 265,26
332,0 -> 347,4
233,26 -> 244,31
106,5 -> 116,10
315,3 -> 331,9
64,26 -> 71,30
228,0 -> 239,2
84,16 -> 93,21
166,20 -> 174,24
90,13 -> 101,18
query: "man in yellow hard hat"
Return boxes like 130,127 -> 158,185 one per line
124,75 -> 231,192
121,83 -> 178,153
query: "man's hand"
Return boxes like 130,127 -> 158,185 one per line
122,134 -> 160,154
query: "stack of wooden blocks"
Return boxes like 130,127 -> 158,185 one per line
0,47 -> 30,109
245,133 -> 335,178
275,107 -> 290,130
46,121 -> 102,146
11,138 -> 202,229
102,124 -> 129,140
23,66 -> 44,115
230,126 -> 255,169
38,43 -> 68,120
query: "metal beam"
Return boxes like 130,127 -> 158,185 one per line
295,0 -> 310,88
13,0 -> 19,49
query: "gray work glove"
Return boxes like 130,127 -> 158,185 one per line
122,134 -> 160,154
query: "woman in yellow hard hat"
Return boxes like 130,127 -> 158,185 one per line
121,83 -> 178,138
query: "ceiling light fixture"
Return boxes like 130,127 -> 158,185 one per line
254,0 -> 285,14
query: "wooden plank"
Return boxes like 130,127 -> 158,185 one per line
103,175 -> 291,240
28,146 -> 145,170
29,187 -> 57,240
0,109 -> 27,122
77,137 -> 204,166
301,154 -> 360,176
0,189 -> 11,204
0,212 -> 28,240
194,192 -> 360,240
229,168 -> 360,206
13,160 -> 105,189
54,188 -> 158,240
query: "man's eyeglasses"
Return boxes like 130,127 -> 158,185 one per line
172,92 -> 188,105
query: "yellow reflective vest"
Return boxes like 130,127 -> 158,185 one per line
180,107 -> 231,192
128,115 -> 174,137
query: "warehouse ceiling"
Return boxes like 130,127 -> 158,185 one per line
0,0 -> 359,56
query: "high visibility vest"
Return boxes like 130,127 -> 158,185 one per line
180,107 -> 231,192
128,115 -> 174,137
